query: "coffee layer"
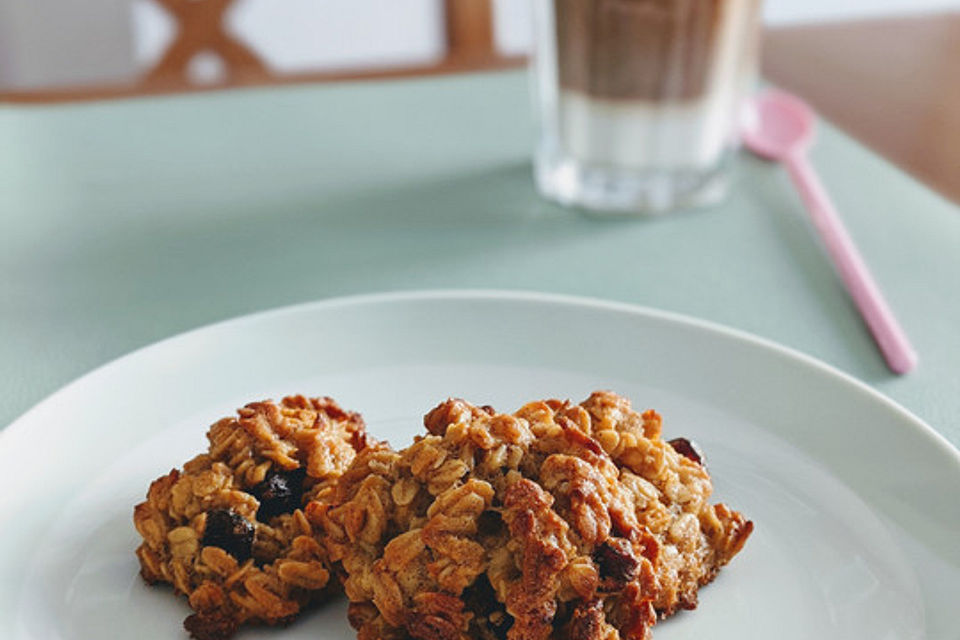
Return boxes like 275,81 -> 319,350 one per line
555,0 -> 726,101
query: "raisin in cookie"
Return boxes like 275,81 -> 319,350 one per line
523,391 -> 753,616
134,395 -> 370,639
316,392 -> 751,640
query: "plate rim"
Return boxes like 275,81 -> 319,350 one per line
3,288 -> 958,466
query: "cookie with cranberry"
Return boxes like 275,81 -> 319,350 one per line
318,392 -> 751,640
134,395 -> 370,639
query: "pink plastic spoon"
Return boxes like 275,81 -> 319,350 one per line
742,90 -> 917,374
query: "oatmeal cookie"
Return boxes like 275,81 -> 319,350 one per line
318,392 -> 752,640
134,395 -> 370,639
531,391 -> 754,615
318,391 -> 750,640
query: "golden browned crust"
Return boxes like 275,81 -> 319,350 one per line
318,391 -> 751,640
572,392 -> 754,615
133,395 -> 370,639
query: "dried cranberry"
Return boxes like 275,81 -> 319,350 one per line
250,468 -> 306,521
183,610 -> 240,640
202,509 -> 254,562
476,510 -> 504,538
668,437 -> 706,466
593,538 -> 639,589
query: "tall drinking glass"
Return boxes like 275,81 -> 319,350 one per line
532,0 -> 763,214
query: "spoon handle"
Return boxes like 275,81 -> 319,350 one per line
784,152 -> 918,374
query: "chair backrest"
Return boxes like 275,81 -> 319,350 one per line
1,0 -> 524,103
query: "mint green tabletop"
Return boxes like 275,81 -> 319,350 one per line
1,71 -> 958,444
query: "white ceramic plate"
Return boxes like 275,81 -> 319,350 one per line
2,291 -> 958,640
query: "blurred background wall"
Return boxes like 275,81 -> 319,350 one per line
2,0 -> 958,90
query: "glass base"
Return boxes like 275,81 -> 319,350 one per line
535,151 -> 731,215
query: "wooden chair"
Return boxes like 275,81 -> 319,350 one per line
0,0 -> 523,103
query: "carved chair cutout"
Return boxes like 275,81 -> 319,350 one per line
1,0 -> 520,102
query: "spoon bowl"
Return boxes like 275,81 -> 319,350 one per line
742,91 -> 816,161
